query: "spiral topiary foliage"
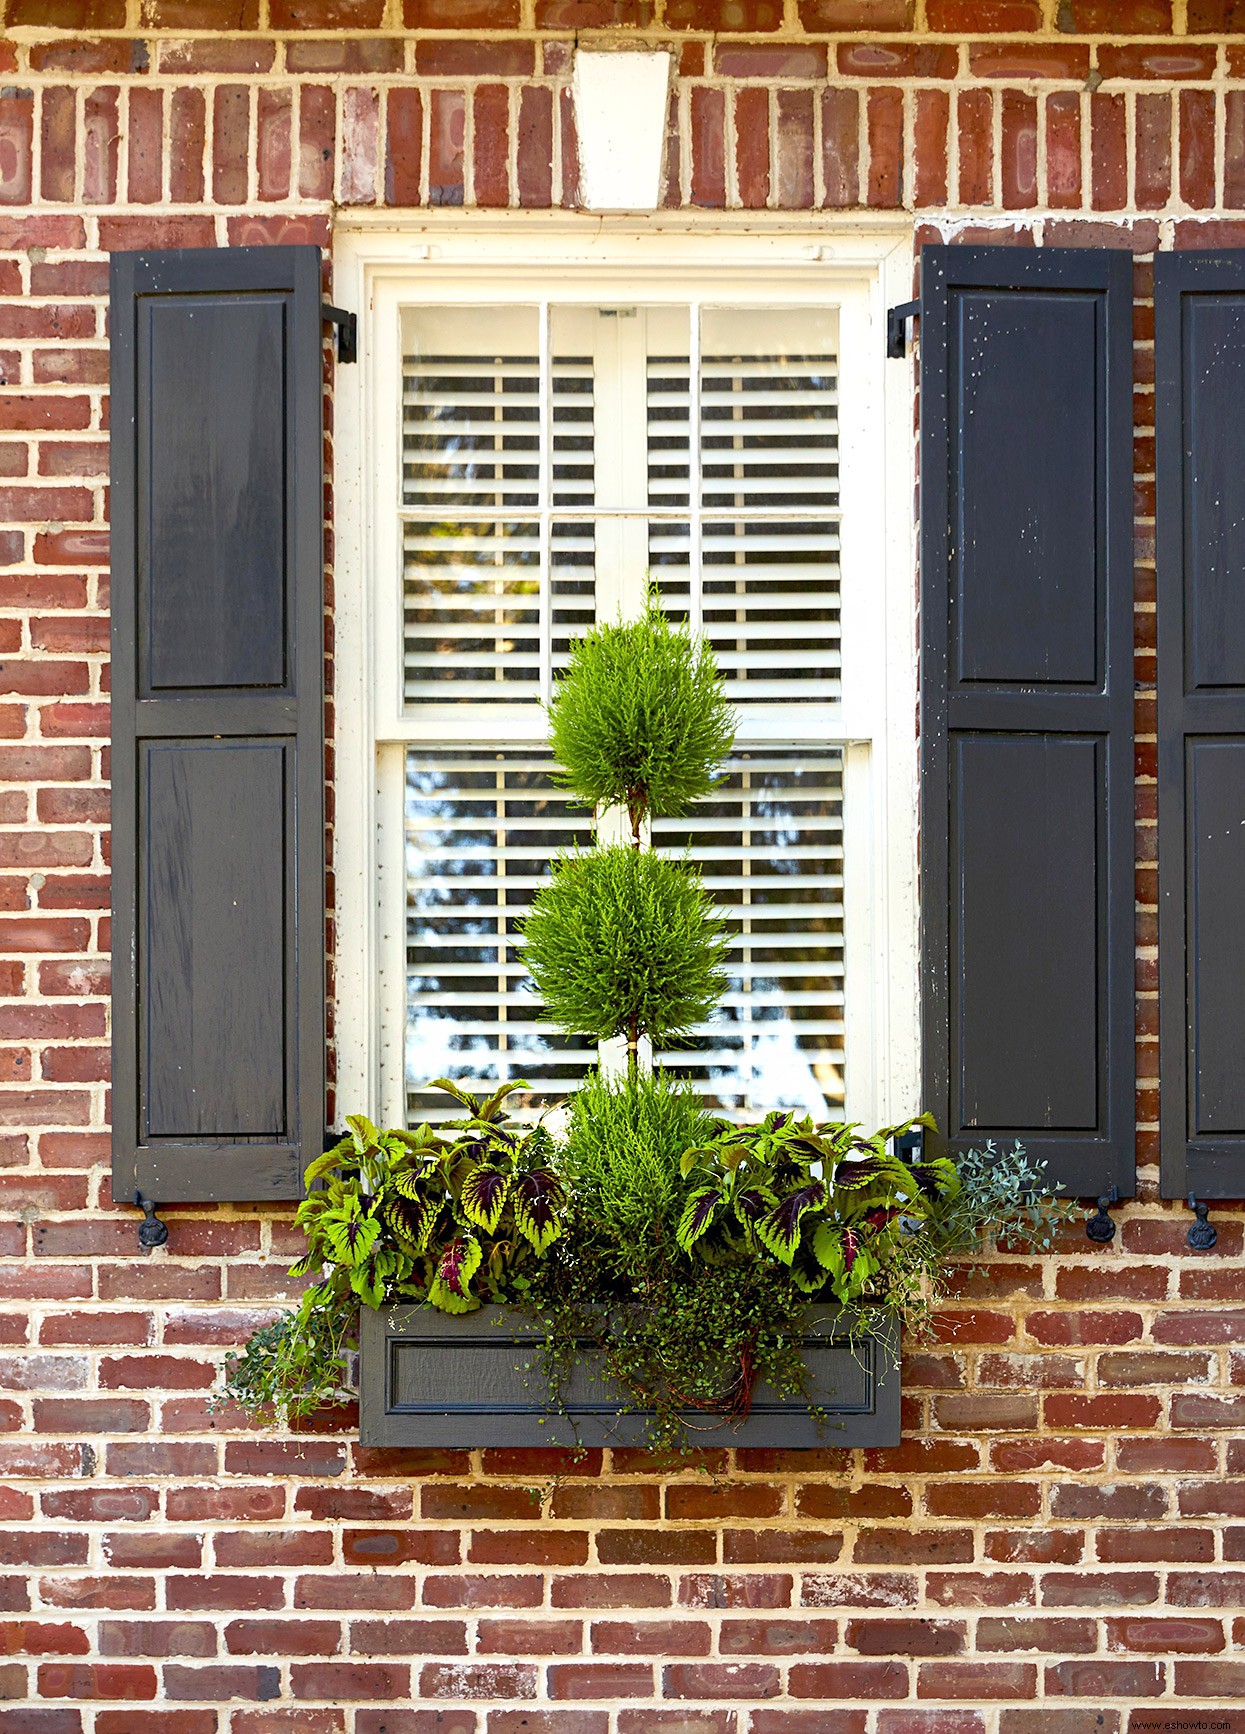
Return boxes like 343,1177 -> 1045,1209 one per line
548,606 -> 737,841
521,843 -> 730,1067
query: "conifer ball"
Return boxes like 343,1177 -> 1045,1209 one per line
522,844 -> 730,1050
548,608 -> 737,822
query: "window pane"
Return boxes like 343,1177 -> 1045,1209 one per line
405,750 -> 595,1123
652,750 -> 846,1120
401,306 -> 597,706
649,308 -> 841,702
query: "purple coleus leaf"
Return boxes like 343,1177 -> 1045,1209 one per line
511,1169 -> 565,1254
732,1187 -> 772,1226
755,1181 -> 827,1265
428,1235 -> 483,1314
460,1164 -> 510,1235
676,1186 -> 723,1253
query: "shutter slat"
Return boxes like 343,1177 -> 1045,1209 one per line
110,244 -> 324,1205
920,245 -> 1135,1200
1156,252 -> 1245,1198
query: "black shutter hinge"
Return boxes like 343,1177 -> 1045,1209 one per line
322,304 -> 357,365
886,299 -> 920,360
1187,1194 -> 1217,1251
134,1190 -> 168,1251
1086,1184 -> 1119,1244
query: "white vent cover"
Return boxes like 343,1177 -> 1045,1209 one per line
572,50 -> 672,212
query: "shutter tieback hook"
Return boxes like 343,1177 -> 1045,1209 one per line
1187,1195 -> 1217,1251
134,1190 -> 168,1251
1086,1185 -> 1118,1243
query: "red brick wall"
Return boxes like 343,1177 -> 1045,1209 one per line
2,3 -> 1245,1730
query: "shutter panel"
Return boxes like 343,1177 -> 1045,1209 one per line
110,245 -> 324,1204
1155,251 -> 1245,1200
920,246 -> 1135,1199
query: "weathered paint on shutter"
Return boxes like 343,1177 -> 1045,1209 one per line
920,246 -> 1135,1199
110,245 -> 324,1204
1155,251 -> 1245,1201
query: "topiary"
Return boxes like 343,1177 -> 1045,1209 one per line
548,605 -> 736,842
521,843 -> 730,1072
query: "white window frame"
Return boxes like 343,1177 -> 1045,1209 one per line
332,213 -> 918,1133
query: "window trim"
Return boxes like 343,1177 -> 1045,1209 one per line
333,214 -> 918,1134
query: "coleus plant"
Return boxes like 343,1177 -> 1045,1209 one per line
675,1109 -> 958,1304
294,1081 -> 568,1317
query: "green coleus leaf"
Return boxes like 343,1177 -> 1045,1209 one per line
382,1191 -> 441,1255
755,1180 -> 827,1265
286,1251 -> 323,1280
302,1142 -> 352,1190
676,1186 -> 723,1253
460,1165 -> 510,1235
732,1186 -> 774,1229
476,1080 -> 531,1124
511,1169 -> 565,1254
350,1261 -> 386,1310
320,1200 -> 381,1269
428,1236 -> 483,1314
388,1156 -> 440,1201
345,1113 -> 382,1155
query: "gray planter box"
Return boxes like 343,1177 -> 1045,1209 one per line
359,1303 -> 900,1448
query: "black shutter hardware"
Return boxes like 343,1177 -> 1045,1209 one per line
110,244 -> 326,1212
322,302 -> 357,364
919,246 -> 1136,1203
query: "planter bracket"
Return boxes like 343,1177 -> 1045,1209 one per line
1187,1194 -> 1217,1250
133,1190 -> 168,1251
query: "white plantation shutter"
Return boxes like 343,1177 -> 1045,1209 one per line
647,311 -> 842,703
404,750 -> 594,1122
401,310 -> 596,705
653,751 -> 846,1117
393,299 -> 853,1123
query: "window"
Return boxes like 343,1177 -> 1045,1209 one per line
333,222 -> 917,1135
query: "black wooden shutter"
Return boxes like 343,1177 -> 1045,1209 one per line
920,246 -> 1135,1200
1155,251 -> 1245,1200
110,245 -> 324,1204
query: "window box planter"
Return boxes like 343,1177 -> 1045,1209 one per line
358,1303 -> 900,1449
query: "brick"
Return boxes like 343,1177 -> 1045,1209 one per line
1106,1615 -> 1224,1653
299,85 -> 334,201
913,88 -> 949,207
554,1575 -> 671,1609
546,1662 -> 650,1698
1040,1571 -> 1158,1608
256,88 -> 291,203
918,1662 -> 1036,1699
340,86 -> 379,205
866,87 -> 903,209
684,1615 -> 780,1654
0,93 -> 33,206
847,1619 -> 964,1656
689,87 -> 725,210
927,1573 -> 1035,1609
821,87 -> 860,208
37,1663 -> 157,1699
957,89 -> 993,205
386,88 -> 423,208
423,1576 -> 543,1609
428,90 -> 465,207
664,1661 -> 780,1698
799,0 -> 913,21
40,88 -> 76,204
776,89 -> 815,210
1001,92 -> 1037,209
735,88 -> 770,210
82,87 -> 118,204
787,1659 -> 909,1698
928,0 -> 1041,19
